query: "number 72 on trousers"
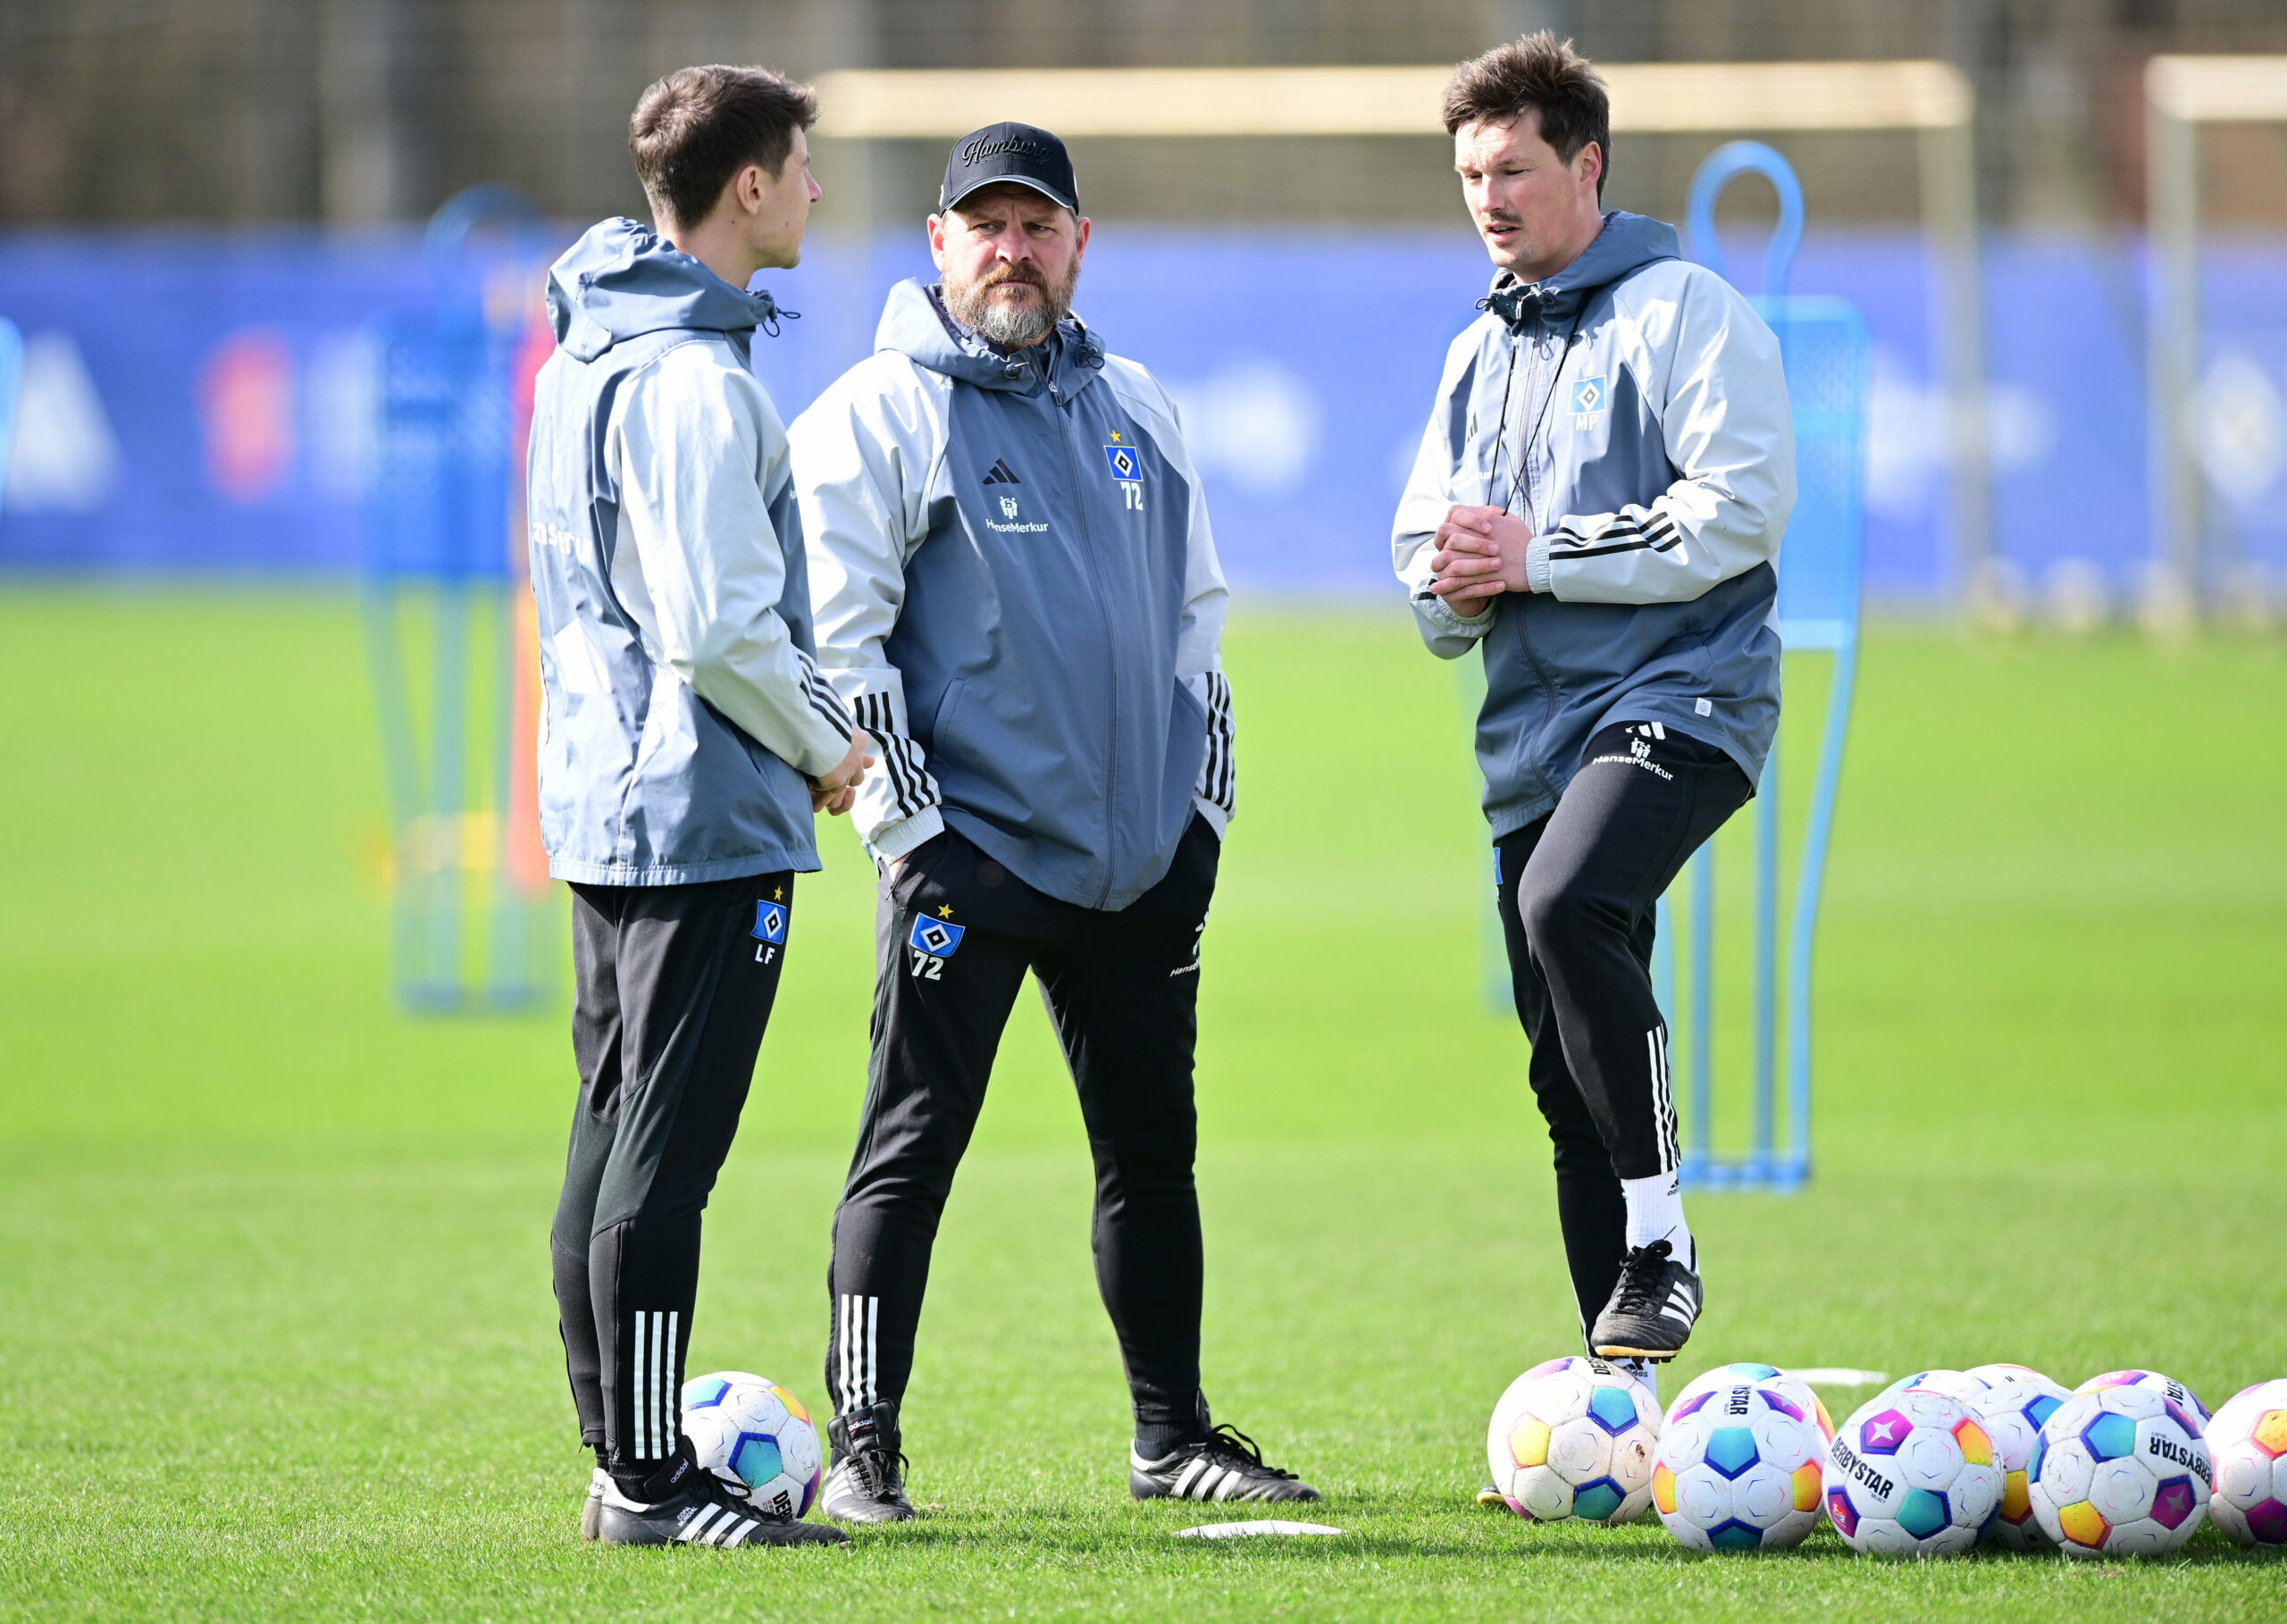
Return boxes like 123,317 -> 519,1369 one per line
907,916 -> 967,980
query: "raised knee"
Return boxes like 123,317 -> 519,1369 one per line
1517,870 -> 1594,949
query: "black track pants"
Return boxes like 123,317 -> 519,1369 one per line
1495,722 -> 1751,1337
550,872 -> 794,1473
826,818 -> 1218,1435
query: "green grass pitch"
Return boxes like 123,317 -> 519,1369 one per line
1,588 -> 2282,1621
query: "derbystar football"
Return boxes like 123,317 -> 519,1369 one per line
1486,1356 -> 1661,1524
2075,1369 -> 2211,1427
1669,1364 -> 1836,1444
2029,1381 -> 2210,1556
1823,1388 -> 2004,1556
680,1371 -> 823,1519
1960,1363 -> 2073,1549
1651,1380 -> 1826,1550
1878,1369 -> 1987,1404
2198,1379 -> 2287,1548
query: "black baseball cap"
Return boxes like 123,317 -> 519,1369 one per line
938,121 -> 1079,213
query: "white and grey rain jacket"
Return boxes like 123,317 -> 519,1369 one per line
792,279 -> 1232,911
1395,211 -> 1795,836
526,219 -> 853,884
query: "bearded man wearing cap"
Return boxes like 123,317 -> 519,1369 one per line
790,122 -> 1316,1522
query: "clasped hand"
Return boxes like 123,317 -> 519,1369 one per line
1428,505 -> 1534,615
808,729 -> 875,816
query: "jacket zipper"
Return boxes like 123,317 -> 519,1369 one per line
1051,376 -> 1123,909
1506,312 -> 1563,813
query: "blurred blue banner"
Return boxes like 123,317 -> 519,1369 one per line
2,226 -> 2283,600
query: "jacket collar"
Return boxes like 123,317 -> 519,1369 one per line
1480,210 -> 1680,329
875,277 -> 1105,398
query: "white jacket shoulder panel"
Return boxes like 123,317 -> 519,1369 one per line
606,337 -> 851,780
1528,261 -> 1796,606
790,350 -> 958,858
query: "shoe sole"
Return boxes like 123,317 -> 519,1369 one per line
1131,1480 -> 1323,1503
820,1501 -> 916,1525
1593,1344 -> 1682,1361
595,1515 -> 850,1547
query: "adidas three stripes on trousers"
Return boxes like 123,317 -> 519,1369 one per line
1493,721 -> 1750,1340
550,872 -> 794,1476
825,817 -> 1220,1437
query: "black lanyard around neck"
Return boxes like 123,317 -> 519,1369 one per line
1483,300 -> 1587,528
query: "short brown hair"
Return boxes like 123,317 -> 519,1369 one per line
630,65 -> 817,228
1443,33 -> 1610,197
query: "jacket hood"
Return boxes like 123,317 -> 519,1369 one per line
874,277 -> 1105,397
545,218 -> 786,363
1484,210 -> 1679,328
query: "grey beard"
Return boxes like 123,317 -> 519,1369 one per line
944,275 -> 1072,349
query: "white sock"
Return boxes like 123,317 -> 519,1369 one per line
1613,1356 -> 1660,1402
1621,1171 -> 1693,1268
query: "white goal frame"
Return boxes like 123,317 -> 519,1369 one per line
812,60 -> 1988,585
2145,54 -> 2287,619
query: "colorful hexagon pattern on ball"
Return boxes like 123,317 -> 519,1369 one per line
1959,1363 -> 2073,1549
1823,1388 -> 2003,1557
1653,1381 -> 1827,1551
2075,1369 -> 2210,1436
680,1370 -> 823,1520
1668,1365 -> 1834,1444
1486,1357 -> 1661,1525
2204,1378 -> 2287,1548
2030,1383 -> 2210,1557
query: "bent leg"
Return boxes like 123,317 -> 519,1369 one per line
1495,821 -> 1630,1344
1515,724 -> 1750,1182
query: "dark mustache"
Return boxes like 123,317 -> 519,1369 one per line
980,264 -> 1047,289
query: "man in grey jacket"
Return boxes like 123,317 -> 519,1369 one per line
528,63 -> 867,1548
1395,37 -> 1793,1389
791,123 -> 1315,1520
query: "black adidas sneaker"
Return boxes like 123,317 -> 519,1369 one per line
1130,1424 -> 1320,1503
594,1451 -> 849,1547
820,1401 -> 915,1525
1589,1239 -> 1703,1362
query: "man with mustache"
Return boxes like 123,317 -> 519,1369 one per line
789,122 -> 1318,1522
1394,36 -> 1792,1416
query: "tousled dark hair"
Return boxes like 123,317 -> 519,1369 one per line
1443,32 -> 1610,197
630,64 -> 817,228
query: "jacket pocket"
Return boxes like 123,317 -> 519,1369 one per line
925,677 -> 966,749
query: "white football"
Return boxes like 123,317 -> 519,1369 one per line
1959,1363 -> 2073,1549
2195,1379 -> 2287,1548
680,1370 -> 823,1520
1824,1388 -> 2004,1556
1486,1356 -> 1660,1524
2030,1381 -> 2210,1557
1652,1380 -> 1826,1550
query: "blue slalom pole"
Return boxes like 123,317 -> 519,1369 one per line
1688,843 -> 1714,1170
1752,742 -> 1780,1180
0,320 -> 22,513
1784,635 -> 1857,1190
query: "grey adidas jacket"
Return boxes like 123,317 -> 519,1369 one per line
526,218 -> 853,884
791,279 -> 1233,912
1395,211 -> 1794,836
